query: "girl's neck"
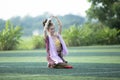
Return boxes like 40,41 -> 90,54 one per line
51,34 -> 54,36
49,32 -> 56,37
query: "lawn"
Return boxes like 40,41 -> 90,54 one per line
0,45 -> 120,80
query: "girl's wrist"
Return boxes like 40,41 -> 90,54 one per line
48,17 -> 52,21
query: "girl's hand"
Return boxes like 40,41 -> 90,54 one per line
48,15 -> 55,20
47,17 -> 52,21
50,15 -> 57,19
53,16 -> 57,18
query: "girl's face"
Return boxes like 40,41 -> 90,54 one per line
48,25 -> 55,35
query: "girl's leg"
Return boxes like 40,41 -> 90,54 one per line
48,63 -> 56,68
58,52 -> 68,63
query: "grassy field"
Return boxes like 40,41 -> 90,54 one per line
0,45 -> 120,80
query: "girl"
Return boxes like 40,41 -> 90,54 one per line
43,16 -> 72,69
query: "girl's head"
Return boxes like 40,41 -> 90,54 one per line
43,19 -> 55,35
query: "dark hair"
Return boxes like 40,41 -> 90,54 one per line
43,19 -> 53,30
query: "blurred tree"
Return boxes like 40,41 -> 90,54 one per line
63,23 -> 120,46
0,21 -> 22,50
0,14 -> 85,36
32,35 -> 45,49
87,0 -> 120,29
0,19 -> 5,30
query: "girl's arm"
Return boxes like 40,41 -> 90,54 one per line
43,18 -> 52,38
55,16 -> 62,34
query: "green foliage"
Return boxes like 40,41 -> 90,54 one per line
17,36 -> 45,50
63,23 -> 120,46
0,21 -> 22,50
87,0 -> 120,29
0,19 -> 5,30
32,35 -> 45,49
16,23 -> 120,50
63,25 -> 81,46
17,37 -> 34,50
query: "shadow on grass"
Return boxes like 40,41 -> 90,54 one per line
0,62 -> 120,77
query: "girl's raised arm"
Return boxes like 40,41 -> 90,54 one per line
55,16 -> 62,34
43,18 -> 52,38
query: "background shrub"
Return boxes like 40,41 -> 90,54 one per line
63,23 -> 120,46
0,21 -> 22,50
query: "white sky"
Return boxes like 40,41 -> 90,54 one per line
0,0 -> 91,20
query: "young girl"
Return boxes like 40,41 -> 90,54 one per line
43,16 -> 72,69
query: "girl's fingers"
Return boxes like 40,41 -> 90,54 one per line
48,15 -> 57,21
48,16 -> 54,20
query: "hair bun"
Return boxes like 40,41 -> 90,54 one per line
43,19 -> 47,27
43,19 -> 52,27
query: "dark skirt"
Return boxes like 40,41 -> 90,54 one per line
48,62 -> 73,69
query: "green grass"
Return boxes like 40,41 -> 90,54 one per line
0,45 -> 120,80
0,74 -> 120,80
0,56 -> 120,63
